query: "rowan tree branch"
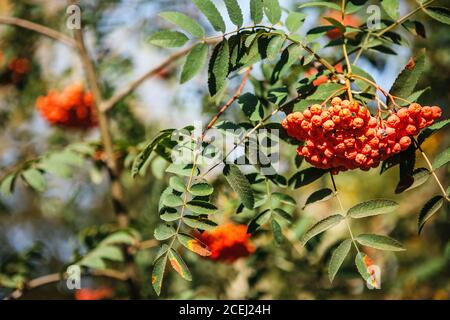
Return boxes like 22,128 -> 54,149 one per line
101,45 -> 195,112
0,16 -> 76,47
4,269 -> 128,300
201,66 -> 253,140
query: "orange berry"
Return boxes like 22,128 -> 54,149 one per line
323,120 -> 335,131
431,106 -> 442,119
399,136 -> 411,150
311,115 -> 323,126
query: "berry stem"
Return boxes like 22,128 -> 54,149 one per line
320,87 -> 347,107
413,139 -> 449,201
350,74 -> 400,108
330,172 -> 361,254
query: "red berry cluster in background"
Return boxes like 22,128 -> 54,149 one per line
196,223 -> 255,263
322,11 -> 362,40
282,98 -> 442,174
8,57 -> 31,84
74,287 -> 113,300
36,84 -> 98,129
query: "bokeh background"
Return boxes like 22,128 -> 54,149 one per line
0,0 -> 449,300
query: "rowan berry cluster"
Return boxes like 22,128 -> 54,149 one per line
36,84 -> 97,129
196,223 -> 255,263
282,98 -> 442,173
75,287 -> 113,300
8,57 -> 31,84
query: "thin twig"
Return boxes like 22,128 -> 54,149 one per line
375,0 -> 436,38
101,45 -> 195,112
71,0 -> 140,298
0,16 -> 76,47
201,67 -> 252,140
414,139 -> 449,200
5,269 -> 128,300
330,172 -> 360,253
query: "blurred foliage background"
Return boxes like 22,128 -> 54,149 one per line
0,0 -> 449,300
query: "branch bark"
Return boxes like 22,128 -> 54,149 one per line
71,0 -> 140,298
0,16 -> 76,47
4,269 -> 128,300
100,45 -> 194,112
201,66 -> 253,140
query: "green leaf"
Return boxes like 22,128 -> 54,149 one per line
163,194 -> 184,208
169,176 -> 186,193
304,188 -> 334,208
285,12 -> 306,33
192,0 -> 226,33
418,195 -> 444,234
166,163 -> 200,177
329,239 -> 352,283
0,174 -> 16,196
154,224 -> 176,240
160,207 -> 181,222
271,192 -> 296,207
355,252 -> 373,284
400,168 -> 430,193
424,6 -> 450,25
159,11 -> 205,37
224,0 -> 243,27
250,0 -> 264,24
389,51 -> 425,105
271,43 -> 302,83
345,0 -> 367,14
132,129 -> 174,178
288,167 -> 327,189
178,233 -> 211,256
301,214 -> 344,245
101,232 -> 138,246
263,0 -> 282,25
48,150 -> 84,166
168,249 -> 192,281
418,119 -> 450,145
433,147 -> 450,170
272,219 -> 283,245
149,30 -> 189,48
248,209 -> 272,233
298,1 -> 341,11
356,234 -> 406,251
238,93 -> 264,121
186,200 -> 217,215
152,255 -> 167,295
308,83 -> 345,100
351,65 -> 376,94
208,39 -> 230,96
266,35 -> 285,60
183,215 -> 217,230
223,164 -> 255,209
22,168 -> 45,192
347,199 -> 399,219
381,0 -> 399,20
181,43 -> 209,84
273,208 -> 292,223
80,246 -> 124,269
38,160 -> 71,178
189,182 -> 214,196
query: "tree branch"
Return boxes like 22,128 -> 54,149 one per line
0,16 -> 76,47
71,0 -> 141,298
101,45 -> 195,112
201,66 -> 252,140
4,269 -> 128,300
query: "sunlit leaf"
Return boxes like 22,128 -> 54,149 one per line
356,234 -> 406,251
329,239 -> 352,283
